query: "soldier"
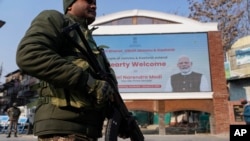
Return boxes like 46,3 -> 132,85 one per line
16,0 -> 117,140
6,102 -> 21,138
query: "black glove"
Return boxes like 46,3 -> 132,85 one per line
118,119 -> 130,139
87,74 -> 114,104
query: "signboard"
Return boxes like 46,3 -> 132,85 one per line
236,46 -> 250,65
94,33 -> 211,93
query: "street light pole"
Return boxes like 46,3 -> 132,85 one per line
0,20 -> 6,28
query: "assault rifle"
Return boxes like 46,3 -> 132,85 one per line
62,23 -> 144,141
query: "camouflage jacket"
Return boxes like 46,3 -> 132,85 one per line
7,106 -> 21,121
16,10 -> 116,109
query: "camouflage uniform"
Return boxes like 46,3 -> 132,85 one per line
6,103 -> 21,138
16,0 -> 116,141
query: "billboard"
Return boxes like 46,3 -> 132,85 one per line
94,32 -> 211,93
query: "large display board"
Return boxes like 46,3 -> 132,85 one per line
94,33 -> 212,93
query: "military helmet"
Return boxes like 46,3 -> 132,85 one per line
63,0 -> 76,14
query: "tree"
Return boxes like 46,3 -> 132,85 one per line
188,0 -> 250,51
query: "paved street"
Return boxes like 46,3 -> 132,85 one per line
0,124 -> 229,141
0,124 -> 230,141
0,134 -> 229,141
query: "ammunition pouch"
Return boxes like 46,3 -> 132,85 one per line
30,80 -> 94,108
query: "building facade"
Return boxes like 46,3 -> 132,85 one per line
226,36 -> 250,126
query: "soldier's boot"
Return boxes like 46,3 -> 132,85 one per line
14,132 -> 18,137
6,133 -> 11,138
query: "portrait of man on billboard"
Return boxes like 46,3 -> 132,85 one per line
165,55 -> 210,92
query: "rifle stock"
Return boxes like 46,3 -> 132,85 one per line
62,23 -> 144,141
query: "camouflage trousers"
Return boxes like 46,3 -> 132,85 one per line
38,134 -> 97,141
7,120 -> 18,134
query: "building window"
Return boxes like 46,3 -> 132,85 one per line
101,17 -> 133,25
97,16 -> 180,26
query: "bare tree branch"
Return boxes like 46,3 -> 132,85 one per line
188,0 -> 250,51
